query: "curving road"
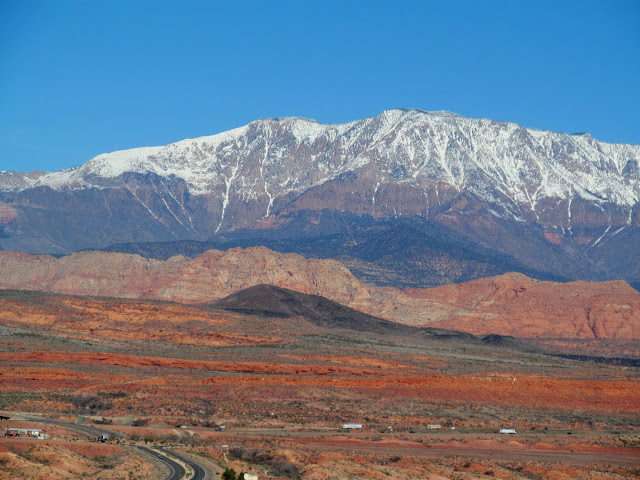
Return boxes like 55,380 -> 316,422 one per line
17,414 -> 211,479
137,445 -> 186,480
158,446 -> 208,480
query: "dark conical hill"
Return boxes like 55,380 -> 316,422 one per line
208,284 -> 475,340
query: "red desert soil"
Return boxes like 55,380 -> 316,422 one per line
0,290 -> 638,421
192,442 -> 640,480
0,350 -> 387,376
1,247 -> 639,338
2,349 -> 639,414
0,294 -> 281,347
291,436 -> 640,466
0,438 -> 157,480
1,289 -> 639,479
1,438 -> 122,458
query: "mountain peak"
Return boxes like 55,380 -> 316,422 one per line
3,109 -> 639,207
254,116 -> 320,124
1,109 -> 639,260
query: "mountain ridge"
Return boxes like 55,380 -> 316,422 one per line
1,109 -> 638,287
3,109 -> 638,211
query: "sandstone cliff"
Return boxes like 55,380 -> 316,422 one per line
0,248 -> 373,308
403,273 -> 640,339
1,249 -> 638,339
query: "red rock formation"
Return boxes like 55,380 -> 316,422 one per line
1,249 -> 638,338
0,248 -> 372,308
404,273 -> 640,338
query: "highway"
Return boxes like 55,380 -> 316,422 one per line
158,446 -> 208,480
16,414 -> 210,479
21,415 -> 123,439
137,445 -> 186,480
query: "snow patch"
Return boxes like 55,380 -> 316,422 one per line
6,109 -> 639,229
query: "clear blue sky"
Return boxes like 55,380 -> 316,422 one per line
1,0 -> 639,173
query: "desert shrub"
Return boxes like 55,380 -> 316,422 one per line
0,392 -> 45,409
160,433 -> 180,444
98,391 -> 128,399
272,455 -> 299,478
229,446 -> 299,479
95,456 -> 115,469
230,446 -> 270,464
68,394 -> 113,413
222,467 -> 237,480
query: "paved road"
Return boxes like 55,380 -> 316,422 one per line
21,415 -> 123,439
137,445 -> 186,480
18,414 -> 212,479
159,446 -> 208,480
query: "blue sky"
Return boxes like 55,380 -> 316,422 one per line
1,0 -> 639,173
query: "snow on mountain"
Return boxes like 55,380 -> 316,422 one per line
2,109 -> 639,225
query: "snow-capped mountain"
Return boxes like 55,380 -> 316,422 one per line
4,109 -> 640,214
1,109 -> 639,287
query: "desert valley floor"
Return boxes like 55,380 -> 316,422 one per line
0,284 -> 639,479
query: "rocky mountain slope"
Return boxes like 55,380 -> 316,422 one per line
1,247 -> 638,339
1,109 -> 639,287
102,212 -> 571,288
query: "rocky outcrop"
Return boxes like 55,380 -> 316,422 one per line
403,273 -> 640,339
1,248 -> 638,339
0,247 -> 373,308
